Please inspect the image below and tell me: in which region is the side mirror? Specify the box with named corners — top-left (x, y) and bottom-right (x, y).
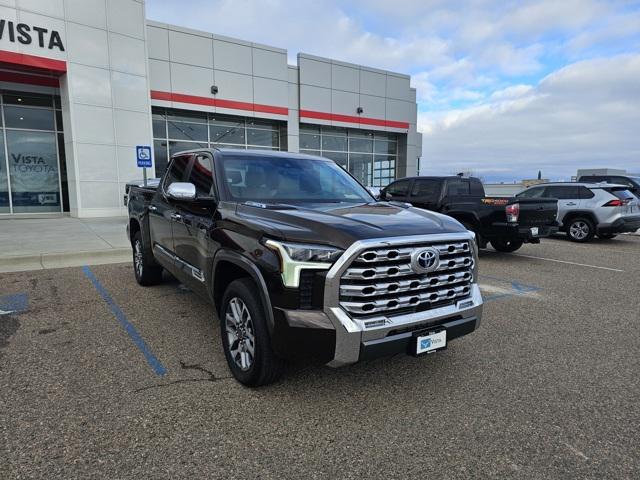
top-left (166, 182), bottom-right (196, 201)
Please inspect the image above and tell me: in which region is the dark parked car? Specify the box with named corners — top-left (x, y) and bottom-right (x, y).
top-left (380, 176), bottom-right (558, 252)
top-left (126, 150), bottom-right (483, 386)
top-left (578, 174), bottom-right (640, 200)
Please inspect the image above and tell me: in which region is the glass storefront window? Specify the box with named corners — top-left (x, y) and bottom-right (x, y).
top-left (0, 134), bottom-right (9, 213)
top-left (167, 121), bottom-right (208, 142)
top-left (299, 123), bottom-right (398, 187)
top-left (246, 128), bottom-right (278, 147)
top-left (7, 130), bottom-right (60, 213)
top-left (4, 106), bottom-right (55, 131)
top-left (322, 135), bottom-right (347, 152)
top-left (210, 125), bottom-right (244, 144)
top-left (0, 90), bottom-right (65, 215)
top-left (152, 107), bottom-right (285, 177)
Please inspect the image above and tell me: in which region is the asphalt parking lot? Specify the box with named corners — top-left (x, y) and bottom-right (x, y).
top-left (1, 235), bottom-right (639, 479)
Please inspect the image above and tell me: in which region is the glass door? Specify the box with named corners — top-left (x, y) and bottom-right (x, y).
top-left (0, 90), bottom-right (65, 214)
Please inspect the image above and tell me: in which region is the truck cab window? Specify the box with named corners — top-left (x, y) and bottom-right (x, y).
top-left (387, 180), bottom-right (410, 197)
top-left (411, 180), bottom-right (439, 200)
top-left (189, 154), bottom-right (215, 197)
top-left (446, 180), bottom-right (470, 196)
top-left (163, 155), bottom-right (191, 191)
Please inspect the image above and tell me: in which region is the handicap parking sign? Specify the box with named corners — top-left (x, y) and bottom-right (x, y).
top-left (136, 145), bottom-right (152, 168)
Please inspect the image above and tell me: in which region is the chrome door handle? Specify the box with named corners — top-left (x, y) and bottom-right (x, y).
top-left (148, 205), bottom-right (158, 212)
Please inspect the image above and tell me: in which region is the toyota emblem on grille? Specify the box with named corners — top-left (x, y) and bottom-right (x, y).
top-left (411, 247), bottom-right (440, 274)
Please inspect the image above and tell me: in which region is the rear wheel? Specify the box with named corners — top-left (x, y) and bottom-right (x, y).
top-left (597, 233), bottom-right (617, 240)
top-left (567, 217), bottom-right (595, 242)
top-left (220, 278), bottom-right (286, 387)
top-left (132, 231), bottom-right (163, 286)
top-left (490, 238), bottom-right (524, 253)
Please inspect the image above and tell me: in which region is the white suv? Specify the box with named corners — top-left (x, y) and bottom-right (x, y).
top-left (516, 183), bottom-right (640, 242)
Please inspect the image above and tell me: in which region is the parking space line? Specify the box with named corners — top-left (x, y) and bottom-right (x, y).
top-left (505, 253), bottom-right (624, 272)
top-left (82, 266), bottom-right (167, 377)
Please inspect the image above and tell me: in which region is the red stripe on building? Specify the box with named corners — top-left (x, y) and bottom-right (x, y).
top-left (299, 109), bottom-right (409, 130)
top-left (0, 71), bottom-right (59, 87)
top-left (0, 50), bottom-right (66, 73)
top-left (150, 90), bottom-right (288, 115)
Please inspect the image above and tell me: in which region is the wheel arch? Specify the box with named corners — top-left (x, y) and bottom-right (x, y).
top-left (211, 250), bottom-right (275, 333)
top-left (561, 210), bottom-right (598, 229)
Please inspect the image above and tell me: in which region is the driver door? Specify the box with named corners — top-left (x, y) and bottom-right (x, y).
top-left (172, 152), bottom-right (218, 296)
top-left (148, 154), bottom-right (192, 272)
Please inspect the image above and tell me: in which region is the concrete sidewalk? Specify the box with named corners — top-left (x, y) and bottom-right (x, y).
top-left (0, 216), bottom-right (131, 273)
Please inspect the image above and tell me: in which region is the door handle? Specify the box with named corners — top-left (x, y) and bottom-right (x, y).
top-left (148, 205), bottom-right (158, 212)
top-left (566, 202), bottom-right (577, 206)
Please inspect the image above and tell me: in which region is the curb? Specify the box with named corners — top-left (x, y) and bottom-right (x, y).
top-left (0, 247), bottom-right (132, 273)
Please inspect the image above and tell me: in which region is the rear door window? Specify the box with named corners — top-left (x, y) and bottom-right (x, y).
top-left (517, 187), bottom-right (545, 198)
top-left (544, 186), bottom-right (580, 199)
top-left (578, 186), bottom-right (595, 199)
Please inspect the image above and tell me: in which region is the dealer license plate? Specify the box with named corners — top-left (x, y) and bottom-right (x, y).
top-left (530, 227), bottom-right (539, 236)
top-left (416, 330), bottom-right (447, 355)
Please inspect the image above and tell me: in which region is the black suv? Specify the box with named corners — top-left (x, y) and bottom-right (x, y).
top-left (126, 149), bottom-right (483, 386)
top-left (578, 174), bottom-right (640, 200)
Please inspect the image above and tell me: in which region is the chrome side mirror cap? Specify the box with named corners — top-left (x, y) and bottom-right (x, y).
top-left (166, 182), bottom-right (196, 201)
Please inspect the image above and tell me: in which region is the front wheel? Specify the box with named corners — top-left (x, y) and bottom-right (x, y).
top-left (567, 217), bottom-right (595, 242)
top-left (220, 278), bottom-right (286, 387)
top-left (490, 238), bottom-right (524, 253)
top-left (132, 231), bottom-right (163, 286)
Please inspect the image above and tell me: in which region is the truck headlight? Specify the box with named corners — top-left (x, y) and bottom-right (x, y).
top-left (265, 240), bottom-right (343, 288)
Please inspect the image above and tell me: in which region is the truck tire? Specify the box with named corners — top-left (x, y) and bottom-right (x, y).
top-left (567, 217), bottom-right (595, 242)
top-left (490, 239), bottom-right (524, 253)
top-left (132, 231), bottom-right (163, 286)
top-left (220, 278), bottom-right (286, 387)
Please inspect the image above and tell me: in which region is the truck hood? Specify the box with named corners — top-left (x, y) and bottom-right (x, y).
top-left (236, 201), bottom-right (467, 249)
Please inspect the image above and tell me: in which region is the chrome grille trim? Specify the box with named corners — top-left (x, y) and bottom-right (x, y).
top-left (341, 284), bottom-right (471, 315)
top-left (339, 239), bottom-right (474, 317)
top-left (339, 270), bottom-right (472, 297)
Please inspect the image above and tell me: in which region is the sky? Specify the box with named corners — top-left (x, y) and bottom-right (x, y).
top-left (146, 0), bottom-right (640, 182)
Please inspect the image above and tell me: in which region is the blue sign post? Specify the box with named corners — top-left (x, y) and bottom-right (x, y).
top-left (136, 145), bottom-right (152, 186)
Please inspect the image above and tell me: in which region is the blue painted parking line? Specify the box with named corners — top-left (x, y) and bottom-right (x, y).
top-left (0, 293), bottom-right (28, 315)
top-left (479, 274), bottom-right (542, 303)
top-left (82, 266), bottom-right (167, 377)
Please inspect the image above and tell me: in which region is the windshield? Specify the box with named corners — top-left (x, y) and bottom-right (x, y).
top-left (221, 155), bottom-right (374, 204)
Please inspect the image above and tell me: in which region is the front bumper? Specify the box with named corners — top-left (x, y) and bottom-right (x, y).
top-left (598, 216), bottom-right (640, 234)
top-left (319, 232), bottom-right (483, 367)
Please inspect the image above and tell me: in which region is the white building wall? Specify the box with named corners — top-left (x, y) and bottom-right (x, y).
top-left (0, 0), bottom-right (422, 217)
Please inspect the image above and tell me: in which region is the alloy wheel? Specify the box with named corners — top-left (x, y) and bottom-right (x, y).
top-left (225, 297), bottom-right (256, 371)
top-left (134, 240), bottom-right (144, 278)
top-left (569, 221), bottom-right (589, 240)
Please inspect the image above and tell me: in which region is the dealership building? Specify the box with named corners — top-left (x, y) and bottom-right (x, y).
top-left (0, 0), bottom-right (422, 217)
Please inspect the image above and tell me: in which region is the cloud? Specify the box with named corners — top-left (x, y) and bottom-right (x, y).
top-left (420, 54), bottom-right (640, 181)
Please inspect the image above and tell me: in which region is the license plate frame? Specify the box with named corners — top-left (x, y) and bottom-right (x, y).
top-left (412, 328), bottom-right (447, 356)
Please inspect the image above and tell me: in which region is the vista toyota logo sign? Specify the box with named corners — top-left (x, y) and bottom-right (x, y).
top-left (0, 19), bottom-right (65, 51)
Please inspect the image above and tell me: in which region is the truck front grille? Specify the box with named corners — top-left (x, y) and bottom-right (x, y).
top-left (339, 241), bottom-right (474, 317)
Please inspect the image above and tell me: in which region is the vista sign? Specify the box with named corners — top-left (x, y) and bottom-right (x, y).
top-left (0, 19), bottom-right (65, 51)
